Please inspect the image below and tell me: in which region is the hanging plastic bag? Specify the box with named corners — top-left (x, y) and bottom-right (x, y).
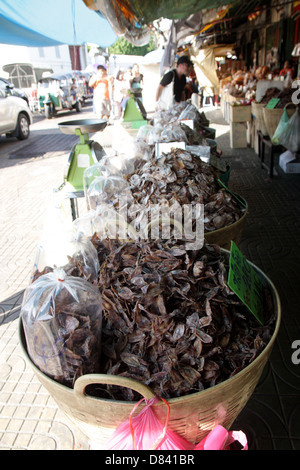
top-left (277, 108), bottom-right (300, 153)
top-left (272, 106), bottom-right (291, 145)
top-left (21, 268), bottom-right (102, 387)
top-left (105, 396), bottom-right (247, 450)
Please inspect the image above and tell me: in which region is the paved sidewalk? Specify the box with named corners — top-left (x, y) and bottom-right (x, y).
top-left (0, 105), bottom-right (111, 449)
top-left (1, 104), bottom-right (299, 450)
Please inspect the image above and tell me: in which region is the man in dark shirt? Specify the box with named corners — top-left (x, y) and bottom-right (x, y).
top-left (156, 55), bottom-right (193, 105)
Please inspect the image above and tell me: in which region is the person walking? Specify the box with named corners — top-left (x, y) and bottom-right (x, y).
top-left (155, 55), bottom-right (193, 108)
top-left (113, 70), bottom-right (130, 120)
top-left (89, 65), bottom-right (112, 119)
top-left (130, 63), bottom-right (143, 102)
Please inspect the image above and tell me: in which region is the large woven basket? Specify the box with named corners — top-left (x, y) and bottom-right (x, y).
top-left (251, 102), bottom-right (268, 136)
top-left (263, 104), bottom-right (296, 139)
top-left (19, 249), bottom-right (280, 449)
top-left (204, 196), bottom-right (248, 249)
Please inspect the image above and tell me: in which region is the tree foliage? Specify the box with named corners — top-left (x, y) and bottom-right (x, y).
top-left (109, 35), bottom-right (156, 56)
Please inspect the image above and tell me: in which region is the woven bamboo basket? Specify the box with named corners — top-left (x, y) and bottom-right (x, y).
top-left (251, 102), bottom-right (268, 136)
top-left (19, 250), bottom-right (280, 449)
top-left (263, 104), bottom-right (296, 139)
top-left (204, 195), bottom-right (248, 250)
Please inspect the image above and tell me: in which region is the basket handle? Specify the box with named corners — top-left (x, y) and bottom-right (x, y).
top-left (284, 102), bottom-right (296, 110)
top-left (74, 373), bottom-right (156, 400)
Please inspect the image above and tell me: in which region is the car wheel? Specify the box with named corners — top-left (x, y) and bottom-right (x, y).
top-left (16, 113), bottom-right (30, 140)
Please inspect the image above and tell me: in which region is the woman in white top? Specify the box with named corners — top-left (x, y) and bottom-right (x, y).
top-left (113, 70), bottom-right (130, 119)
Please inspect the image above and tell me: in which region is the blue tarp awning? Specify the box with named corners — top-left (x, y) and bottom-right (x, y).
top-left (0, 0), bottom-right (118, 47)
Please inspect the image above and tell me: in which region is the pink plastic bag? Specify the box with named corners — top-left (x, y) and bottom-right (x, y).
top-left (106, 397), bottom-right (194, 450)
top-left (105, 396), bottom-right (247, 450)
top-left (194, 425), bottom-right (248, 450)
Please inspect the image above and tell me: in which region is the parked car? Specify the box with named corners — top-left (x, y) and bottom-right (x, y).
top-left (0, 80), bottom-right (32, 140)
top-left (0, 77), bottom-right (29, 105)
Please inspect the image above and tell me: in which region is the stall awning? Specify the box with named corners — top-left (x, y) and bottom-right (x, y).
top-left (0, 0), bottom-right (118, 47)
top-left (83, 0), bottom-right (234, 45)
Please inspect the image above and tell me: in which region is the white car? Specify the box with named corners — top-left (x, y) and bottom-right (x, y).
top-left (0, 81), bottom-right (32, 140)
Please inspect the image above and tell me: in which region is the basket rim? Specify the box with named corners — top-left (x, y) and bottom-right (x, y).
top-left (204, 195), bottom-right (248, 238)
top-left (18, 249), bottom-right (281, 406)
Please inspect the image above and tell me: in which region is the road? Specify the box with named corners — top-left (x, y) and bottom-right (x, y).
top-left (0, 103), bottom-right (113, 302)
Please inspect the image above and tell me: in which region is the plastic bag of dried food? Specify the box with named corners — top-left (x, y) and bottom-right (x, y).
top-left (134, 124), bottom-right (155, 161)
top-left (86, 174), bottom-right (133, 211)
top-left (160, 123), bottom-right (188, 143)
top-left (21, 268), bottom-right (102, 387)
top-left (177, 103), bottom-right (199, 121)
top-left (32, 230), bottom-right (99, 283)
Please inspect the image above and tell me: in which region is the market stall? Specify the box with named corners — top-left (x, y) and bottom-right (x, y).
top-left (219, 64), bottom-right (299, 157)
top-left (19, 97), bottom-right (283, 450)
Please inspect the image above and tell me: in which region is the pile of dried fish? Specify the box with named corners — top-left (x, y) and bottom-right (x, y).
top-left (259, 87), bottom-right (296, 108)
top-left (88, 238), bottom-right (275, 401)
top-left (126, 148), bottom-right (244, 233)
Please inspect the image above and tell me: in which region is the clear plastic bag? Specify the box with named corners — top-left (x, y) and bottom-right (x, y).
top-left (277, 109), bottom-right (300, 153)
top-left (72, 209), bottom-right (99, 238)
top-left (32, 230), bottom-right (99, 283)
top-left (159, 124), bottom-right (188, 143)
top-left (93, 203), bottom-right (138, 242)
top-left (272, 107), bottom-right (291, 145)
top-left (21, 268), bottom-right (102, 387)
top-left (134, 124), bottom-right (155, 161)
top-left (83, 154), bottom-right (135, 195)
top-left (177, 103), bottom-right (199, 121)
top-left (86, 174), bottom-right (133, 211)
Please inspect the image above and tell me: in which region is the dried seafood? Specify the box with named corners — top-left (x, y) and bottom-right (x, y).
top-left (22, 271), bottom-right (102, 388)
top-left (88, 238), bottom-right (276, 401)
top-left (259, 87), bottom-right (296, 108)
top-left (126, 148), bottom-right (244, 233)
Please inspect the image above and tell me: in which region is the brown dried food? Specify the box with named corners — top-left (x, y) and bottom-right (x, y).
top-left (126, 148), bottom-right (245, 233)
top-left (21, 271), bottom-right (102, 388)
top-left (92, 238), bottom-right (276, 400)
